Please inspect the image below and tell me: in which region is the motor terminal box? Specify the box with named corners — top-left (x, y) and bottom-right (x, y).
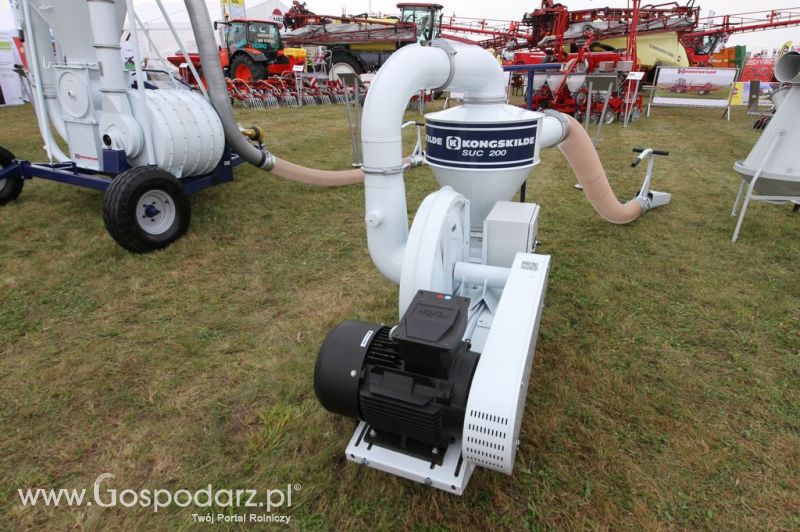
top-left (482, 201), bottom-right (540, 268)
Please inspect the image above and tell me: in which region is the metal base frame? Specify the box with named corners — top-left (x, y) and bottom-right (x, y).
top-left (345, 421), bottom-right (475, 495)
top-left (0, 148), bottom-right (244, 196)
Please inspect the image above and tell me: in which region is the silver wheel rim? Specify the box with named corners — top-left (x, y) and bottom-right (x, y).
top-left (136, 189), bottom-right (176, 235)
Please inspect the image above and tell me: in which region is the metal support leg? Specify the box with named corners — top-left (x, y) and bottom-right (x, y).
top-left (731, 130), bottom-right (784, 242)
top-left (732, 178), bottom-right (757, 243)
top-left (731, 180), bottom-right (746, 216)
top-left (583, 82), bottom-right (593, 130)
top-left (593, 82), bottom-right (614, 146)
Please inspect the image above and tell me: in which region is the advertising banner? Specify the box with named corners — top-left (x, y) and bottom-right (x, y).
top-left (651, 67), bottom-right (738, 108)
top-left (730, 81), bottom-right (773, 106)
top-left (740, 57), bottom-right (776, 82)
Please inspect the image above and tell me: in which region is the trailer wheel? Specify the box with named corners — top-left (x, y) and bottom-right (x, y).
top-left (0, 146), bottom-right (23, 205)
top-left (231, 54), bottom-right (266, 81)
top-left (330, 52), bottom-right (362, 81)
top-left (103, 166), bottom-right (191, 253)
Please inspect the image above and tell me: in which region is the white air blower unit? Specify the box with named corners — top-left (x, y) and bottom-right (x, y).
top-left (312, 40), bottom-right (670, 494)
top-left (315, 113), bottom-right (550, 494)
top-left (312, 42), bottom-right (560, 495)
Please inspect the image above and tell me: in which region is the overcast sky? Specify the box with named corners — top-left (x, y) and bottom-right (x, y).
top-left (304, 0), bottom-right (800, 51)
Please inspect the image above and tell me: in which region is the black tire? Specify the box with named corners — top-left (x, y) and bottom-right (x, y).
top-left (330, 52), bottom-right (363, 78)
top-left (0, 146), bottom-right (23, 205)
top-left (102, 166), bottom-right (190, 253)
top-left (230, 54), bottom-right (267, 81)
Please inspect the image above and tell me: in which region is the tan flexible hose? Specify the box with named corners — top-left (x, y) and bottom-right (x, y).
top-left (271, 158), bottom-right (364, 187)
top-left (557, 115), bottom-right (644, 224)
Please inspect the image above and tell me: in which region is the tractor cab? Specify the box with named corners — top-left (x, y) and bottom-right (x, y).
top-left (397, 3), bottom-right (444, 45)
top-left (217, 19), bottom-right (291, 80)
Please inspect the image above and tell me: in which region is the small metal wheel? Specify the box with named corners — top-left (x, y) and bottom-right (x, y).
top-left (0, 146), bottom-right (24, 205)
top-left (629, 107), bottom-right (641, 122)
top-left (102, 166), bottom-right (190, 253)
top-left (603, 110), bottom-right (617, 125)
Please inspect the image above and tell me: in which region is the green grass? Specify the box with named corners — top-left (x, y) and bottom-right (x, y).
top-left (0, 101), bottom-right (798, 530)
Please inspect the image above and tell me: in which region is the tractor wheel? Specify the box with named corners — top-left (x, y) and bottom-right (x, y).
top-left (230, 54), bottom-right (267, 81)
top-left (102, 166), bottom-right (191, 253)
top-left (603, 110), bottom-right (617, 125)
top-left (0, 146), bottom-right (23, 205)
top-left (330, 52), bottom-right (362, 81)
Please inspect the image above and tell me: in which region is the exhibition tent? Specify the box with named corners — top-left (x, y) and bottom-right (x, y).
top-left (129, 0), bottom-right (287, 60)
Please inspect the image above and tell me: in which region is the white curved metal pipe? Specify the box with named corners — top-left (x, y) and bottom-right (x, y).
top-left (27, 4), bottom-right (68, 143)
top-left (361, 44), bottom-right (452, 283)
top-left (21, 0), bottom-right (69, 163)
top-left (361, 42), bottom-right (567, 284)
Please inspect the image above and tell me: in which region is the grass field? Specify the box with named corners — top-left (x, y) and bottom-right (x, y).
top-left (1, 101), bottom-right (799, 530)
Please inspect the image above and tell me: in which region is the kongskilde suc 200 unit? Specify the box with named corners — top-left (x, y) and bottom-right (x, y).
top-left (313, 40), bottom-right (671, 494)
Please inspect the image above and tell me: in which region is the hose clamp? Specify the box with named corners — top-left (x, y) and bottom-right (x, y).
top-left (431, 39), bottom-right (457, 92)
top-left (361, 164), bottom-right (406, 176)
top-left (259, 151), bottom-right (276, 171)
top-left (542, 109), bottom-right (569, 144)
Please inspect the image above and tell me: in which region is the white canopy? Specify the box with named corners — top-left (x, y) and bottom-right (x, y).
top-left (128, 1), bottom-right (287, 60)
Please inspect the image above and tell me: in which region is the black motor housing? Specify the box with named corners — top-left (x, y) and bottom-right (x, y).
top-left (314, 291), bottom-right (480, 452)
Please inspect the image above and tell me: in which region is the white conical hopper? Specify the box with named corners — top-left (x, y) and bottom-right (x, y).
top-left (547, 74), bottom-right (565, 90)
top-left (566, 74), bottom-right (586, 93)
top-left (425, 103), bottom-right (544, 229)
top-left (531, 74), bottom-right (548, 91)
top-left (734, 51), bottom-right (800, 183)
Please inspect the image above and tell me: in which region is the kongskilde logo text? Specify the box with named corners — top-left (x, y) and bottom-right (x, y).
top-left (444, 135), bottom-right (535, 150)
top-left (18, 473), bottom-right (297, 520)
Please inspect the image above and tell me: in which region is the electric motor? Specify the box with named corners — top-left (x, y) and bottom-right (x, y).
top-left (314, 291), bottom-right (480, 458)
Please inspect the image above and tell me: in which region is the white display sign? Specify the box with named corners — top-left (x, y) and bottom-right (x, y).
top-left (651, 66), bottom-right (737, 108)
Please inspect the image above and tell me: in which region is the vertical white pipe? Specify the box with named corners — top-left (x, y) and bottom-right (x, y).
top-left (124, 0), bottom-right (156, 165)
top-left (21, 0), bottom-right (69, 163)
top-left (28, 4), bottom-right (68, 143)
top-left (360, 44), bottom-right (450, 283)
